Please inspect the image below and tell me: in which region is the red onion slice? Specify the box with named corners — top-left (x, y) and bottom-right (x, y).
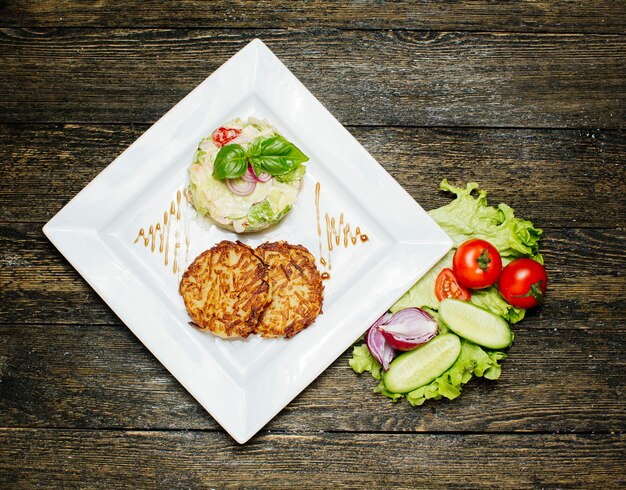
top-left (225, 177), bottom-right (256, 196)
top-left (242, 165), bottom-right (257, 183)
top-left (255, 171), bottom-right (272, 182)
top-left (242, 164), bottom-right (272, 183)
top-left (372, 311), bottom-right (393, 329)
top-left (379, 307), bottom-right (438, 351)
top-left (366, 312), bottom-right (396, 370)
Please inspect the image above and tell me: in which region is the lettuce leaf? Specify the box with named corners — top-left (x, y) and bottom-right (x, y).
top-left (275, 163), bottom-right (307, 183)
top-left (470, 287), bottom-right (525, 323)
top-left (349, 344), bottom-right (383, 380)
top-left (429, 179), bottom-right (543, 263)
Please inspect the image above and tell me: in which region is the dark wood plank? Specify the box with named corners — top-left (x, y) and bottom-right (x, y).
top-left (2, 1), bottom-right (625, 33)
top-left (1, 124), bottom-right (624, 227)
top-left (1, 321), bottom-right (624, 433)
top-left (1, 220), bottom-right (624, 325)
top-left (0, 429), bottom-right (623, 488)
top-left (1, 29), bottom-right (624, 127)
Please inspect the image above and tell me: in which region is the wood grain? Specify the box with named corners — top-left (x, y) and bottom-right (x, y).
top-left (1, 429), bottom-right (624, 488)
top-left (1, 124), bottom-right (624, 227)
top-left (0, 324), bottom-right (624, 433)
top-left (2, 1), bottom-right (625, 33)
top-left (1, 29), bottom-right (624, 127)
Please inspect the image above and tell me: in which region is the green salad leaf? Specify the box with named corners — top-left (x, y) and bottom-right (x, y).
top-left (276, 163), bottom-right (307, 183)
top-left (350, 179), bottom-right (542, 406)
top-left (247, 199), bottom-right (293, 231)
top-left (429, 179), bottom-right (543, 262)
top-left (349, 344), bottom-right (383, 380)
top-left (469, 286), bottom-right (525, 323)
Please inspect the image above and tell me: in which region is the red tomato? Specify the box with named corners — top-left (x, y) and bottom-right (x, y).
top-left (212, 127), bottom-right (241, 147)
top-left (499, 258), bottom-right (548, 309)
top-left (453, 239), bottom-right (502, 289)
top-left (435, 268), bottom-right (471, 301)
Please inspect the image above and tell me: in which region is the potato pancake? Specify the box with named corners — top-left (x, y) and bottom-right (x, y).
top-left (255, 241), bottom-right (324, 338)
top-left (179, 240), bottom-right (270, 338)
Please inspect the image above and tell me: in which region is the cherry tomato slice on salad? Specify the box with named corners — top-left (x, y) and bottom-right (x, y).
top-left (212, 127), bottom-right (241, 147)
top-left (452, 238), bottom-right (502, 289)
top-left (435, 268), bottom-right (471, 301)
top-left (498, 258), bottom-right (548, 309)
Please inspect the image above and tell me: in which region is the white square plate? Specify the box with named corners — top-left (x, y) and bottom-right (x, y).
top-left (43, 39), bottom-right (452, 443)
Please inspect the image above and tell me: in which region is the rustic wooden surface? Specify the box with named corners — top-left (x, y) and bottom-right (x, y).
top-left (1, 2), bottom-right (625, 488)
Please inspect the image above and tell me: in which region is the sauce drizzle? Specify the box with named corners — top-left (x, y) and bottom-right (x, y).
top-left (133, 189), bottom-right (189, 274)
top-left (314, 182), bottom-right (369, 273)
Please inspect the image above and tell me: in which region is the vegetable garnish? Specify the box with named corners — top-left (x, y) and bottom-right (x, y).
top-left (384, 334), bottom-right (461, 394)
top-left (225, 177), bottom-right (256, 196)
top-left (350, 180), bottom-right (544, 406)
top-left (364, 308), bottom-right (438, 370)
top-left (213, 135), bottom-right (309, 181)
top-left (379, 307), bottom-right (438, 351)
top-left (212, 127), bottom-right (241, 147)
top-left (452, 238), bottom-right (502, 289)
top-left (366, 321), bottom-right (395, 371)
top-left (439, 299), bottom-right (512, 350)
top-left (498, 258), bottom-right (548, 309)
top-left (435, 268), bottom-right (471, 301)
top-left (242, 163), bottom-right (272, 183)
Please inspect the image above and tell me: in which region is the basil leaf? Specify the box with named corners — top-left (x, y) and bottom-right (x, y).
top-left (248, 135), bottom-right (309, 176)
top-left (212, 144), bottom-right (247, 180)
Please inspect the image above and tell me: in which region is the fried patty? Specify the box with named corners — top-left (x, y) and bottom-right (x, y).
top-left (179, 240), bottom-right (270, 338)
top-left (254, 241), bottom-right (324, 338)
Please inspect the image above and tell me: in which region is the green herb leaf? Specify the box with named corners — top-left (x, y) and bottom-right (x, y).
top-left (212, 144), bottom-right (247, 180)
top-left (248, 135), bottom-right (309, 176)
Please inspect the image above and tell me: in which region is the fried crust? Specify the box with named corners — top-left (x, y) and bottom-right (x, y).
top-left (179, 240), bottom-right (270, 338)
top-left (254, 241), bottom-right (324, 338)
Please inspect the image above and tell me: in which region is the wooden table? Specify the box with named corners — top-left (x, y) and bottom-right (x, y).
top-left (1, 2), bottom-right (624, 487)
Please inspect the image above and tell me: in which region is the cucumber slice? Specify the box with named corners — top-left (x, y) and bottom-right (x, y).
top-left (383, 334), bottom-right (461, 394)
top-left (439, 299), bottom-right (512, 349)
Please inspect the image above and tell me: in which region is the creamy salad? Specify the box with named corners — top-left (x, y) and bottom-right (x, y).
top-left (187, 118), bottom-right (307, 233)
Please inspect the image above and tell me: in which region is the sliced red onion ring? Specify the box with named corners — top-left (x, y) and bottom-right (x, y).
top-left (242, 164), bottom-right (271, 183)
top-left (379, 307), bottom-right (438, 351)
top-left (366, 324), bottom-right (395, 371)
top-left (255, 171), bottom-right (272, 182)
top-left (225, 177), bottom-right (256, 196)
top-left (241, 165), bottom-right (257, 182)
